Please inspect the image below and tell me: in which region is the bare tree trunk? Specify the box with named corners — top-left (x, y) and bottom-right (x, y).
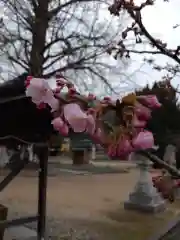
top-left (28, 1), bottom-right (91, 166)
top-left (29, 0), bottom-right (49, 76)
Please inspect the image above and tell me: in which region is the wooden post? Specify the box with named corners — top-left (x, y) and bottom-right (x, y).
top-left (37, 144), bottom-right (48, 240)
top-left (0, 204), bottom-right (8, 240)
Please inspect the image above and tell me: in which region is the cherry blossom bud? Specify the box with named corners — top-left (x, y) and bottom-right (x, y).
top-left (66, 82), bottom-right (74, 89)
top-left (37, 102), bottom-right (46, 109)
top-left (56, 80), bottom-right (65, 87)
top-left (88, 93), bottom-right (96, 100)
top-left (103, 96), bottom-right (111, 101)
top-left (53, 87), bottom-right (61, 94)
top-left (25, 76), bottom-right (33, 87)
top-left (68, 87), bottom-right (76, 95)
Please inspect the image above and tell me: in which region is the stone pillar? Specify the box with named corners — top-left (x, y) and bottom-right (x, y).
top-left (0, 147), bottom-right (9, 167)
top-left (92, 145), bottom-right (96, 161)
top-left (124, 153), bottom-right (166, 213)
top-left (163, 145), bottom-right (180, 200)
top-left (163, 144), bottom-right (176, 167)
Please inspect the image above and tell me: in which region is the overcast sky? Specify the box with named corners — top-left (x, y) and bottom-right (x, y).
top-left (127, 0), bottom-right (180, 90)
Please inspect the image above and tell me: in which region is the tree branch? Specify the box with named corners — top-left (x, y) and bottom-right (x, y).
top-left (128, 8), bottom-right (180, 64)
top-left (109, 0), bottom-right (180, 65)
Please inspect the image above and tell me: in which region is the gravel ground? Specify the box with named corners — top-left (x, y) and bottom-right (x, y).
top-left (6, 213), bottom-right (100, 239)
top-left (1, 171), bottom-right (138, 239)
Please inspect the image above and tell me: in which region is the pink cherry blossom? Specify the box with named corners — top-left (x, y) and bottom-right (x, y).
top-left (63, 103), bottom-right (88, 132)
top-left (132, 131), bottom-right (154, 150)
top-left (26, 76), bottom-right (160, 158)
top-left (132, 114), bottom-right (146, 128)
top-left (116, 138), bottom-right (133, 158)
top-left (134, 102), bottom-right (151, 121)
top-left (51, 117), bottom-right (69, 136)
top-left (137, 95), bottom-right (161, 109)
top-left (26, 78), bottom-right (59, 112)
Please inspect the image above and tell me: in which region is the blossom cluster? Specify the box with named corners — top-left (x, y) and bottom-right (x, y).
top-left (25, 75), bottom-right (161, 159)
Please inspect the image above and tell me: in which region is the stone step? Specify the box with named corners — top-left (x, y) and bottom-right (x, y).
top-left (4, 226), bottom-right (37, 240)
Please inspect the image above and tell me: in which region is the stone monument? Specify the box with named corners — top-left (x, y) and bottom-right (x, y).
top-left (0, 147), bottom-right (9, 167)
top-left (163, 144), bottom-right (176, 167)
top-left (124, 153), bottom-right (166, 213)
top-left (164, 144), bottom-right (180, 200)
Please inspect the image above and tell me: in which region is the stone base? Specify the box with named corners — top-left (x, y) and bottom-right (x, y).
top-left (124, 154), bottom-right (167, 213)
top-left (124, 182), bottom-right (166, 213)
top-left (124, 200), bottom-right (166, 213)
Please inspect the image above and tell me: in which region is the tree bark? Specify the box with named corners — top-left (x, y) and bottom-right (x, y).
top-left (29, 0), bottom-right (50, 76)
top-left (28, 1), bottom-right (91, 166)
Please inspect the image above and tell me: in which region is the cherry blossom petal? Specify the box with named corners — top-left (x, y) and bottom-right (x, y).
top-left (137, 95), bottom-right (161, 109)
top-left (132, 114), bottom-right (146, 128)
top-left (116, 138), bottom-right (133, 158)
top-left (134, 102), bottom-right (151, 121)
top-left (51, 117), bottom-right (69, 136)
top-left (132, 131), bottom-right (154, 150)
top-left (63, 103), bottom-right (87, 132)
